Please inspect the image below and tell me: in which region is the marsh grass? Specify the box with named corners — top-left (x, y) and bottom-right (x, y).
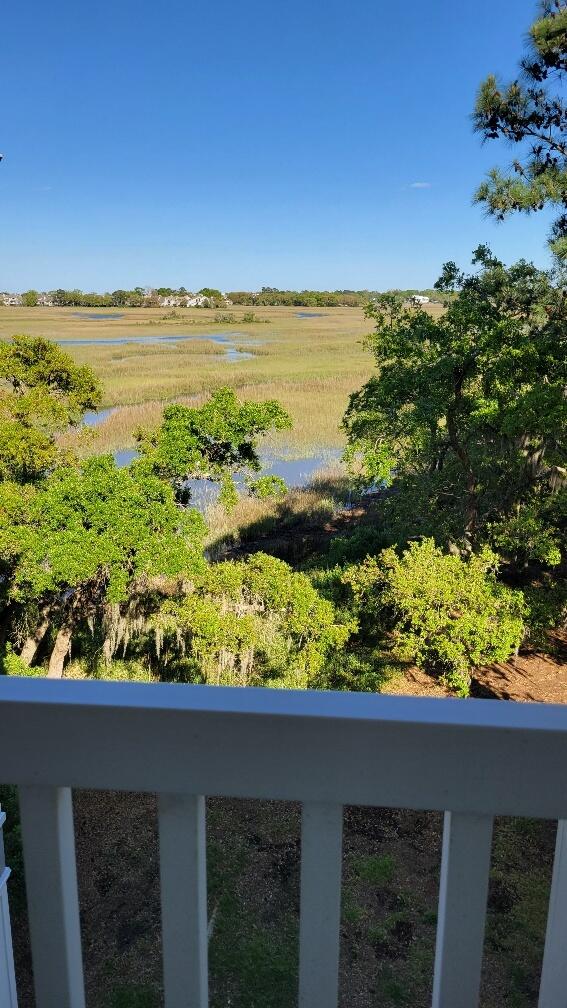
top-left (204, 463), bottom-right (350, 559)
top-left (0, 305), bottom-right (372, 455)
top-left (75, 378), bottom-right (358, 458)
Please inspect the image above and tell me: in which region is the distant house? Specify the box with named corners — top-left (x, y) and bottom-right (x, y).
top-left (37, 293), bottom-right (54, 307)
top-left (155, 294), bottom-right (211, 308)
top-left (1, 293), bottom-right (22, 306)
top-left (411, 295), bottom-right (430, 305)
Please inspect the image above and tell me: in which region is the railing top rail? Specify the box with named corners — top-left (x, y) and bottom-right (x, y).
top-left (2, 678), bottom-right (567, 817)
top-left (2, 676), bottom-right (567, 732)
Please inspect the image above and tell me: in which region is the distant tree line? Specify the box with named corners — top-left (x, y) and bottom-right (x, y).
top-left (14, 286), bottom-right (446, 309)
top-left (227, 288), bottom-right (448, 307)
top-left (50, 288), bottom-right (149, 307)
top-left (46, 288), bottom-right (186, 307)
top-left (227, 288), bottom-right (376, 307)
top-left (16, 288), bottom-right (224, 308)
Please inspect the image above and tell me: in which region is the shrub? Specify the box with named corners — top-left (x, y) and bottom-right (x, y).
top-left (313, 648), bottom-right (399, 693)
top-left (110, 987), bottom-right (159, 1008)
top-left (241, 311), bottom-right (268, 323)
top-left (343, 539), bottom-right (526, 696)
top-left (245, 475), bottom-right (288, 500)
top-left (353, 854), bottom-right (397, 885)
top-left (522, 582), bottom-right (567, 647)
top-left (1, 644), bottom-right (42, 677)
top-left (489, 509), bottom-right (562, 567)
top-left (65, 658), bottom-right (154, 682)
top-left (319, 525), bottom-right (388, 567)
top-left (0, 784), bottom-right (25, 913)
top-left (218, 473), bottom-right (240, 513)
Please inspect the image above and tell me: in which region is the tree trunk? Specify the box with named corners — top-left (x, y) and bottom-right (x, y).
top-left (47, 625), bottom-right (73, 678)
top-left (19, 616), bottom-right (50, 667)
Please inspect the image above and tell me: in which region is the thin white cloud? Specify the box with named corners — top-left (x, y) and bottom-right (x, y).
top-left (409, 181), bottom-right (431, 189)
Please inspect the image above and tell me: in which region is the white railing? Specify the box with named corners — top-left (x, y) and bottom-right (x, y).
top-left (2, 678), bottom-right (567, 1007)
top-left (0, 810), bottom-right (17, 1008)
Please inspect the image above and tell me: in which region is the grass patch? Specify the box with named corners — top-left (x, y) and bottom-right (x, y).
top-left (353, 854), bottom-right (397, 886)
top-left (483, 817), bottom-right (554, 1007)
top-left (206, 807), bottom-right (298, 1008)
top-left (109, 985), bottom-right (159, 1008)
top-left (210, 906), bottom-right (297, 1008)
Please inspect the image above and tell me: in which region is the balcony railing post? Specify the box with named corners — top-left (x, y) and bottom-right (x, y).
top-left (18, 787), bottom-right (85, 1008)
top-left (0, 808), bottom-right (18, 1008)
top-left (432, 811), bottom-right (493, 1008)
top-left (158, 794), bottom-right (208, 1008)
top-left (298, 802), bottom-right (343, 1008)
top-left (538, 819), bottom-right (567, 1007)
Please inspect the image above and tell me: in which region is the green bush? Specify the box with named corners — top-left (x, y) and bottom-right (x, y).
top-left (489, 509), bottom-right (562, 567)
top-left (318, 525), bottom-right (388, 567)
top-left (344, 539), bottom-right (526, 696)
top-left (314, 648), bottom-right (400, 693)
top-left (1, 644), bottom-right (42, 677)
top-left (245, 474), bottom-right (288, 500)
top-left (241, 311), bottom-right (264, 323)
top-left (0, 785), bottom-right (25, 914)
top-left (218, 472), bottom-right (240, 513)
top-left (522, 582), bottom-right (567, 647)
top-left (66, 658), bottom-right (154, 682)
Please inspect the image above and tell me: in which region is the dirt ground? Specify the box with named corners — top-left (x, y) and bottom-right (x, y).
top-left (383, 635), bottom-right (567, 704)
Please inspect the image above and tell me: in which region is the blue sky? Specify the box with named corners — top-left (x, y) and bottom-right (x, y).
top-left (1, 0), bottom-right (553, 291)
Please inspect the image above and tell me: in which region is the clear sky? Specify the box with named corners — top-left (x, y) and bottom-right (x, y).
top-left (1, 0), bottom-right (553, 292)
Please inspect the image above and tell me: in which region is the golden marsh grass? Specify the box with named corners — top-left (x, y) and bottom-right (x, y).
top-left (0, 303), bottom-right (440, 454)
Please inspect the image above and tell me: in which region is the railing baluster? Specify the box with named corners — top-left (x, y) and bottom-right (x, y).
top-left (538, 819), bottom-right (567, 1007)
top-left (18, 786), bottom-right (85, 1008)
top-left (432, 811), bottom-right (493, 1008)
top-left (298, 802), bottom-right (343, 1008)
top-left (158, 794), bottom-right (208, 1008)
top-left (0, 809), bottom-right (18, 1008)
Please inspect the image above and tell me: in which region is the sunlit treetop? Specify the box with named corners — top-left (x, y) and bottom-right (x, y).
top-left (473, 1), bottom-right (567, 257)
top-left (0, 335), bottom-right (102, 483)
top-left (343, 247), bottom-right (567, 549)
top-left (2, 455), bottom-right (207, 606)
top-left (136, 386), bottom-right (292, 495)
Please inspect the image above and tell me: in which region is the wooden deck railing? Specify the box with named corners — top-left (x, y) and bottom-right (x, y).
top-left (1, 678), bottom-right (567, 1007)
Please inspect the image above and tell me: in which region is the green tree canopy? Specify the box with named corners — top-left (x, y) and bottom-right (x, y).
top-left (21, 290), bottom-right (38, 307)
top-left (1, 456), bottom-right (206, 676)
top-left (473, 1), bottom-right (567, 256)
top-left (343, 247), bottom-right (567, 552)
top-left (0, 335), bottom-right (102, 482)
top-left (136, 387), bottom-right (291, 499)
top-left (197, 288), bottom-right (223, 302)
